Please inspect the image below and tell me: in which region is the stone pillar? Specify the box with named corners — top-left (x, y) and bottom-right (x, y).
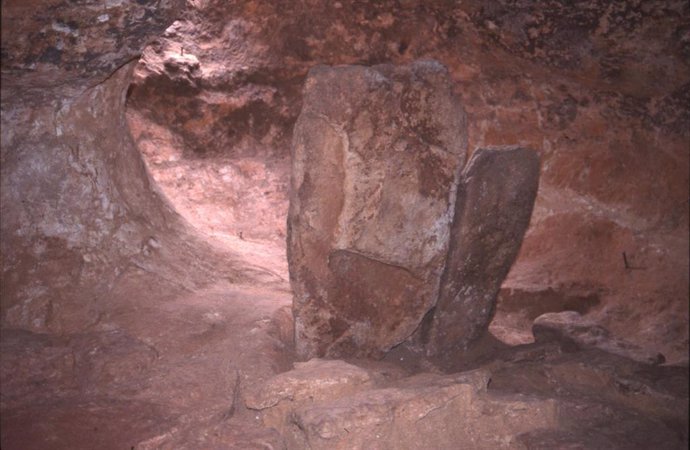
top-left (288, 61), bottom-right (467, 359)
top-left (422, 146), bottom-right (540, 356)
top-left (288, 61), bottom-right (540, 360)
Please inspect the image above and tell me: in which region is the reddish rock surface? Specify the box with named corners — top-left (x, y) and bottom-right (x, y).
top-left (1, 0), bottom-right (293, 448)
top-left (288, 71), bottom-right (540, 358)
top-left (1, 0), bottom-right (189, 334)
top-left (125, 0), bottom-right (688, 363)
top-left (1, 0), bottom-right (688, 448)
top-left (288, 61), bottom-right (467, 359)
top-left (247, 351), bottom-right (687, 450)
top-left (533, 310), bottom-right (666, 365)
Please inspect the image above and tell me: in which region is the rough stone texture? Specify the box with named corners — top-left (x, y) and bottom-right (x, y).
top-left (126, 14), bottom-right (298, 160)
top-left (488, 346), bottom-right (689, 450)
top-left (1, 0), bottom-right (688, 448)
top-left (288, 61), bottom-right (467, 359)
top-left (286, 375), bottom-right (557, 450)
top-left (422, 146), bottom-right (540, 356)
top-left (246, 354), bottom-right (687, 450)
top-left (3, 64), bottom-right (157, 333)
top-left (489, 284), bottom-right (603, 346)
top-left (0, 0), bottom-right (193, 334)
top-left (245, 358), bottom-right (374, 435)
top-left (0, 0), bottom-right (270, 335)
top-left (125, 15), bottom-right (293, 242)
top-left (1, 0), bottom-right (185, 99)
top-left (533, 310), bottom-right (666, 365)
top-left (127, 105), bottom-right (291, 242)
top-left (247, 360), bottom-right (564, 450)
top-left (0, 280), bottom-right (295, 449)
top-left (0, 1), bottom-right (294, 448)
top-left (125, 0), bottom-right (688, 362)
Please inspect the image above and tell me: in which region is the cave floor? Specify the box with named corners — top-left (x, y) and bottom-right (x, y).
top-left (1, 234), bottom-right (688, 449)
top-left (1, 235), bottom-right (295, 449)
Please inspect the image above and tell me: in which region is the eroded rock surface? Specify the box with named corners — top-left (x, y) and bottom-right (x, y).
top-left (2, 0), bottom-right (688, 448)
top-left (0, 1), bottom-right (293, 448)
top-left (0, 0), bottom-right (191, 334)
top-left (246, 360), bottom-right (559, 450)
top-left (533, 310), bottom-right (666, 365)
top-left (125, 0), bottom-right (689, 362)
top-left (245, 358), bottom-right (375, 435)
top-left (286, 375), bottom-right (557, 450)
top-left (247, 353), bottom-right (688, 449)
top-left (288, 61), bottom-right (467, 359)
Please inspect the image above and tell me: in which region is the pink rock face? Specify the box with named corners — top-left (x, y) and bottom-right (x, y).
top-left (288, 61), bottom-right (468, 359)
top-left (532, 310), bottom-right (666, 365)
top-left (117, 0), bottom-right (687, 361)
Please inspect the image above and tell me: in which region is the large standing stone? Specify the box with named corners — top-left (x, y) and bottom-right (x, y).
top-left (422, 146), bottom-right (540, 356)
top-left (288, 61), bottom-right (467, 359)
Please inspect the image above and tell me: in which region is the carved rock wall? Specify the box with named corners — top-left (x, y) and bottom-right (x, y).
top-left (2, 0), bottom-right (688, 362)
top-left (0, 0), bottom-right (240, 333)
top-left (127, 0), bottom-right (688, 361)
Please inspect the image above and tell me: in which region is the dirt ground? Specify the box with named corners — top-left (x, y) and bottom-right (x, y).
top-left (0, 227), bottom-right (295, 448)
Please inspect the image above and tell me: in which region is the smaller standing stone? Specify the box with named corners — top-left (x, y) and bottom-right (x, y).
top-left (422, 146), bottom-right (540, 356)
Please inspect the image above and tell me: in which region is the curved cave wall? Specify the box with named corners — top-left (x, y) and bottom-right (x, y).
top-left (124, 0), bottom-right (689, 361)
top-left (0, 0), bottom-right (251, 334)
top-left (1, 0), bottom-right (689, 360)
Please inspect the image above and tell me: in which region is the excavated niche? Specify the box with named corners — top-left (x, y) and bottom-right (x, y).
top-left (123, 23), bottom-right (292, 244)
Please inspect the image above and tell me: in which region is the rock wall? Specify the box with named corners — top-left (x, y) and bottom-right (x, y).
top-left (0, 0), bottom-right (238, 333)
top-left (126, 0), bottom-right (688, 362)
top-left (2, 0), bottom-right (688, 361)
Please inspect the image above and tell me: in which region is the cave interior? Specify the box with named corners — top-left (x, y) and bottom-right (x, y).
top-left (1, 0), bottom-right (689, 449)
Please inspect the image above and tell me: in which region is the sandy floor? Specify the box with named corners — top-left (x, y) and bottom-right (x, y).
top-left (1, 228), bottom-right (295, 448)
